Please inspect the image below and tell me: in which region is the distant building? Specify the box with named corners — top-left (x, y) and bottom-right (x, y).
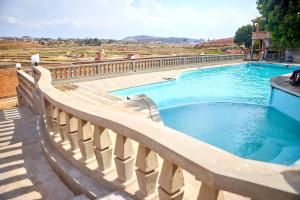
top-left (21, 36), bottom-right (33, 42)
top-left (126, 53), bottom-right (140, 60)
top-left (95, 50), bottom-right (106, 61)
top-left (250, 18), bottom-right (270, 60)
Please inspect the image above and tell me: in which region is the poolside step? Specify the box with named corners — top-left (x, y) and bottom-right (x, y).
top-left (271, 146), bottom-right (300, 165)
top-left (245, 139), bottom-right (282, 162)
top-left (64, 90), bottom-right (105, 106)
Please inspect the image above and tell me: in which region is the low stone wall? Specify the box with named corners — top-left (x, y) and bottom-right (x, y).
top-left (49, 54), bottom-right (244, 83)
top-left (286, 48), bottom-right (300, 63)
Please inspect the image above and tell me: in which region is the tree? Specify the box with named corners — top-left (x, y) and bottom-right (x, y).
top-left (256, 0), bottom-right (300, 48)
top-left (234, 24), bottom-right (253, 48)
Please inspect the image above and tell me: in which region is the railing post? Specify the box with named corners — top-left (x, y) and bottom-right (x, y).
top-left (57, 109), bottom-right (69, 146)
top-left (93, 125), bottom-right (113, 174)
top-left (52, 107), bottom-right (60, 139)
top-left (197, 183), bottom-right (224, 200)
top-left (114, 134), bottom-right (135, 187)
top-left (96, 64), bottom-right (100, 75)
top-left (158, 160), bottom-right (184, 200)
top-left (43, 99), bottom-right (54, 133)
top-left (66, 113), bottom-right (80, 154)
top-left (132, 61), bottom-right (135, 72)
top-left (135, 144), bottom-right (159, 199)
top-left (78, 119), bottom-right (95, 164)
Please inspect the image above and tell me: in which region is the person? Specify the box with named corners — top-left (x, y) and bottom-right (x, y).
top-left (287, 69), bottom-right (300, 85)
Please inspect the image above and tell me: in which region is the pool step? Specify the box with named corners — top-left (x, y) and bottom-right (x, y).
top-left (270, 146), bottom-right (300, 165)
top-left (245, 139), bottom-right (282, 162)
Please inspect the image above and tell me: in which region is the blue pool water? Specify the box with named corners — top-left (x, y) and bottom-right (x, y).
top-left (111, 63), bottom-right (300, 165)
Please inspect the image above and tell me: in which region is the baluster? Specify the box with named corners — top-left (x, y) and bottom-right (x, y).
top-left (52, 107), bottom-right (60, 139)
top-left (61, 68), bottom-right (64, 78)
top-left (73, 67), bottom-right (77, 77)
top-left (100, 65), bottom-right (104, 75)
top-left (197, 183), bottom-right (223, 200)
top-left (114, 134), bottom-right (135, 187)
top-left (84, 67), bottom-right (88, 76)
top-left (43, 99), bottom-right (54, 133)
top-left (81, 67), bottom-right (84, 76)
top-left (66, 113), bottom-right (80, 154)
top-left (56, 70), bottom-right (59, 79)
top-left (87, 66), bottom-right (90, 75)
top-left (158, 160), bottom-right (184, 200)
top-left (78, 67), bottom-right (81, 76)
top-left (93, 125), bottom-right (113, 174)
top-left (135, 144), bottom-right (159, 199)
top-left (57, 109), bottom-right (69, 146)
top-left (78, 119), bottom-right (95, 163)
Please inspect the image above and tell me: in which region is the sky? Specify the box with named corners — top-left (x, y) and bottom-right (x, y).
top-left (0, 0), bottom-right (259, 40)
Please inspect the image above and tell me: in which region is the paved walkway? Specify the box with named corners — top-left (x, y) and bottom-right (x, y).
top-left (0, 107), bottom-right (74, 200)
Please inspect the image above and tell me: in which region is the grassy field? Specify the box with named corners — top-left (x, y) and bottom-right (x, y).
top-left (0, 40), bottom-right (236, 68)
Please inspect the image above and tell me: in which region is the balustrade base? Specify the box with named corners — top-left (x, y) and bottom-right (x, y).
top-left (135, 169), bottom-right (159, 199)
top-left (78, 139), bottom-right (96, 164)
top-left (135, 191), bottom-right (158, 200)
top-left (71, 148), bottom-right (81, 155)
top-left (158, 187), bottom-right (184, 200)
top-left (53, 133), bottom-right (61, 141)
top-left (114, 176), bottom-right (136, 190)
top-left (94, 147), bottom-right (114, 175)
top-left (68, 132), bottom-right (80, 155)
top-left (82, 157), bottom-right (96, 165)
top-left (114, 156), bottom-right (135, 188)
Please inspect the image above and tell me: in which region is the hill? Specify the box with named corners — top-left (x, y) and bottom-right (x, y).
top-left (122, 35), bottom-right (204, 44)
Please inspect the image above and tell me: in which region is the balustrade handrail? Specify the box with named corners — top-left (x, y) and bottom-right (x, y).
top-left (28, 65), bottom-right (300, 200)
top-left (49, 54), bottom-right (243, 70)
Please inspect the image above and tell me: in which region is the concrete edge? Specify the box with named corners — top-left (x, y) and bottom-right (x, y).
top-left (270, 76), bottom-right (300, 98)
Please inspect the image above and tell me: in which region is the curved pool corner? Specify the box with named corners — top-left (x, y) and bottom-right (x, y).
top-left (269, 76), bottom-right (300, 122)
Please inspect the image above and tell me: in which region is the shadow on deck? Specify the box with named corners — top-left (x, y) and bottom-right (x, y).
top-left (0, 107), bottom-right (74, 200)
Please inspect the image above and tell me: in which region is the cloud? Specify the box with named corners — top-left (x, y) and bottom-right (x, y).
top-left (0, 16), bottom-right (20, 25)
top-left (0, 0), bottom-right (259, 39)
top-left (0, 16), bottom-right (84, 28)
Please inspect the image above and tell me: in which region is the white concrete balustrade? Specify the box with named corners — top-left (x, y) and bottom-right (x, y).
top-left (15, 64), bottom-right (300, 200)
top-left (49, 54), bottom-right (243, 82)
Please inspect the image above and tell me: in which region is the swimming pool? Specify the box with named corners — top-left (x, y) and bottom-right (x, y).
top-left (111, 63), bottom-right (300, 165)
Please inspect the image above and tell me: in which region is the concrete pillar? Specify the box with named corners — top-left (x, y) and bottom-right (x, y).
top-left (66, 114), bottom-right (80, 154)
top-left (43, 99), bottom-right (54, 133)
top-left (250, 39), bottom-right (255, 61)
top-left (78, 119), bottom-right (95, 164)
top-left (52, 107), bottom-right (60, 139)
top-left (158, 160), bottom-right (184, 200)
top-left (135, 144), bottom-right (159, 199)
top-left (93, 125), bottom-right (113, 174)
top-left (57, 109), bottom-right (69, 146)
top-left (197, 183), bottom-right (223, 200)
top-left (114, 134), bottom-right (135, 187)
